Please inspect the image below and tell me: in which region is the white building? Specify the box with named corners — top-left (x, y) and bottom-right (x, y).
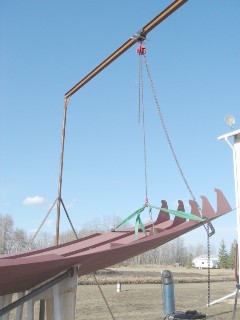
top-left (192, 254), bottom-right (219, 269)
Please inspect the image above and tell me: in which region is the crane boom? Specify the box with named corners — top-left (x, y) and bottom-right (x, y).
top-left (65, 0), bottom-right (188, 99)
top-left (56, 0), bottom-right (188, 245)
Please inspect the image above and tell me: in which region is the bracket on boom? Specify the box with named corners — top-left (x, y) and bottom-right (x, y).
top-left (131, 29), bottom-right (146, 42)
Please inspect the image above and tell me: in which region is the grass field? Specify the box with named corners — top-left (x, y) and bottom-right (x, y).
top-left (76, 282), bottom-right (238, 319)
top-left (7, 265), bottom-right (240, 319)
top-left (76, 265), bottom-right (239, 320)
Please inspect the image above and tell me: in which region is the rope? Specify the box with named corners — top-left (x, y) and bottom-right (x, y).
top-left (28, 197), bottom-right (58, 249)
top-left (93, 274), bottom-right (116, 320)
top-left (68, 216), bottom-right (116, 320)
top-left (138, 54), bottom-right (142, 124)
top-left (148, 207), bottom-right (156, 236)
top-left (138, 54), bottom-right (148, 201)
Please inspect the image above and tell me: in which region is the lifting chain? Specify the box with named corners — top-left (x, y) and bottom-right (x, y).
top-left (140, 46), bottom-right (213, 305)
top-left (143, 51), bottom-right (215, 234)
top-left (138, 41), bottom-right (148, 203)
top-left (207, 224), bottom-right (211, 306)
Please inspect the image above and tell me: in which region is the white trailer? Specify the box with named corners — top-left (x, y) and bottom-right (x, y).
top-left (192, 255), bottom-right (219, 269)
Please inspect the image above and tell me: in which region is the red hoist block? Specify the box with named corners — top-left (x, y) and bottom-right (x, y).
top-left (137, 43), bottom-right (146, 55)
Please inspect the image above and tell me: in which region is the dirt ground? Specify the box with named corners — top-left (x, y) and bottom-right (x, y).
top-left (76, 266), bottom-right (239, 320)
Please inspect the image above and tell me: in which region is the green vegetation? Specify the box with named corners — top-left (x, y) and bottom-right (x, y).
top-left (218, 238), bottom-right (237, 269)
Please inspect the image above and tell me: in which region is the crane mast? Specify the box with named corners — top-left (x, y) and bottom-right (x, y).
top-left (56, 0), bottom-right (188, 245)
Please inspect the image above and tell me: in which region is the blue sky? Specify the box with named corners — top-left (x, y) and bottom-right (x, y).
top-left (1, 0), bottom-right (240, 251)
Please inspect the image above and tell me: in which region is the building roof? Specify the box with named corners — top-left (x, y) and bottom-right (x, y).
top-left (193, 254), bottom-right (219, 260)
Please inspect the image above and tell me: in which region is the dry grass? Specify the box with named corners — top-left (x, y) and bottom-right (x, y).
top-left (79, 265), bottom-right (235, 285)
top-left (7, 266), bottom-right (240, 319)
top-left (76, 282), bottom-right (239, 319)
top-left (76, 266), bottom-right (239, 319)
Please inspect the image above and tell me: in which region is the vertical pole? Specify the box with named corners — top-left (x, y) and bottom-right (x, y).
top-left (0, 296), bottom-right (4, 311)
top-left (1, 295), bottom-right (12, 320)
top-left (218, 130), bottom-right (240, 285)
top-left (27, 296), bottom-right (34, 320)
top-left (39, 299), bottom-right (45, 320)
top-left (57, 268), bottom-right (77, 320)
top-left (161, 270), bottom-right (175, 316)
top-left (16, 292), bottom-right (24, 320)
top-left (56, 98), bottom-right (69, 245)
top-left (233, 132), bottom-right (240, 282)
top-left (53, 285), bottom-right (61, 320)
top-left (45, 298), bottom-right (54, 320)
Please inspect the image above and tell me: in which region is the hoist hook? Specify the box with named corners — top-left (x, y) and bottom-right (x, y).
top-left (144, 197), bottom-right (149, 207)
top-left (137, 41), bottom-right (146, 55)
top-left (207, 220), bottom-right (215, 237)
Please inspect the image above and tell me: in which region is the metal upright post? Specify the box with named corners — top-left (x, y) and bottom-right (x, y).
top-left (232, 131), bottom-right (240, 282)
top-left (218, 129), bottom-right (240, 281)
top-left (56, 98), bottom-right (69, 245)
top-left (210, 128), bottom-right (240, 311)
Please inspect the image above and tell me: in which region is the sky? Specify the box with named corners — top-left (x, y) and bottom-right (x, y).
top-left (1, 0), bottom-right (240, 252)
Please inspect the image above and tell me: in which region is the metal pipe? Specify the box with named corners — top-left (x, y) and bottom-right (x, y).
top-left (218, 129), bottom-right (240, 292)
top-left (60, 198), bottom-right (79, 240)
top-left (56, 98), bottom-right (69, 245)
top-left (208, 291), bottom-right (236, 306)
top-left (233, 132), bottom-right (240, 286)
top-left (217, 129), bottom-right (240, 307)
top-left (65, 0), bottom-right (188, 99)
top-left (0, 269), bottom-right (74, 317)
top-left (161, 270), bottom-right (175, 315)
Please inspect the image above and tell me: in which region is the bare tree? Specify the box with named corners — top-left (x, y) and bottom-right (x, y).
top-left (11, 228), bottom-right (28, 252)
top-left (32, 231), bottom-right (54, 249)
top-left (59, 230), bottom-right (76, 244)
top-left (0, 214), bottom-right (14, 254)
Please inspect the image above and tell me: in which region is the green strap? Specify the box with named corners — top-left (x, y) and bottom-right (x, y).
top-left (135, 214), bottom-right (147, 240)
top-left (115, 203), bottom-right (205, 241)
top-left (149, 205), bottom-right (205, 222)
top-left (115, 207), bottom-right (147, 240)
top-left (115, 207), bottom-right (145, 229)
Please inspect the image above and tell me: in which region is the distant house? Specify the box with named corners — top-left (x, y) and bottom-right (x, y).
top-left (192, 254), bottom-right (219, 269)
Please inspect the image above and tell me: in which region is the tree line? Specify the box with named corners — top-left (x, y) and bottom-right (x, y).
top-left (218, 238), bottom-right (237, 269)
top-left (0, 213), bottom-right (237, 269)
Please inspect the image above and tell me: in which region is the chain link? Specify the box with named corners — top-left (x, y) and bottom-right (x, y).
top-left (143, 53), bottom-right (210, 231)
top-left (207, 224), bottom-right (211, 306)
top-left (143, 52), bottom-right (212, 304)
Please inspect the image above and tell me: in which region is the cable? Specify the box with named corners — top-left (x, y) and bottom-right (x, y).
top-left (138, 52), bottom-right (149, 202)
top-left (70, 219), bottom-right (116, 319)
top-left (28, 197), bottom-right (58, 249)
